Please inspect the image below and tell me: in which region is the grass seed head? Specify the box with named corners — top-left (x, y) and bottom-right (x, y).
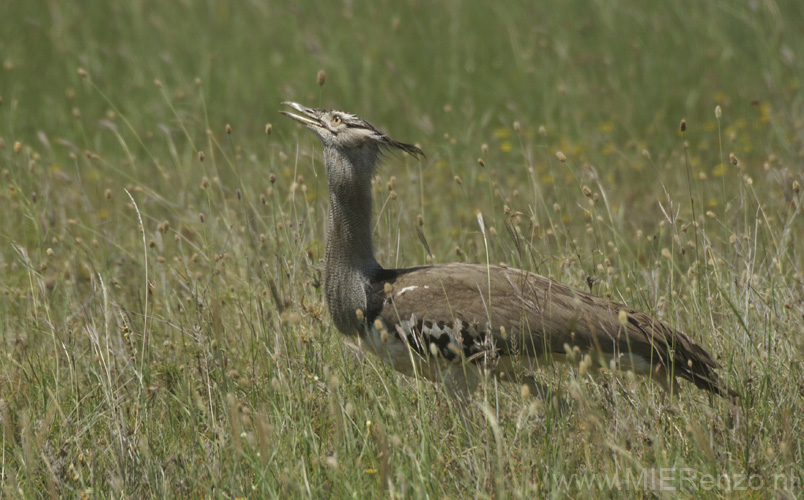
top-left (265, 123), bottom-right (272, 135)
top-left (555, 151), bottom-right (566, 162)
top-left (77, 68), bottom-right (87, 78)
top-left (679, 119), bottom-right (687, 132)
top-left (226, 124), bottom-right (232, 134)
top-left (715, 105), bottom-right (722, 119)
top-left (317, 70), bottom-right (326, 86)
top-left (579, 360), bottom-right (588, 377)
top-left (154, 78), bottom-right (162, 89)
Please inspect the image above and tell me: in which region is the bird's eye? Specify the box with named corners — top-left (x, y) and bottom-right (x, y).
top-left (331, 115), bottom-right (342, 126)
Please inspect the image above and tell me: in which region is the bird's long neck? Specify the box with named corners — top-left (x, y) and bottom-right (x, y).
top-left (322, 146), bottom-right (381, 335)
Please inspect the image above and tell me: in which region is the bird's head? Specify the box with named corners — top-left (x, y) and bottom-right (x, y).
top-left (280, 102), bottom-right (424, 160)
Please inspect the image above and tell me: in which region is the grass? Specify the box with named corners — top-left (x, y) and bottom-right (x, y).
top-left (1, 0), bottom-right (803, 497)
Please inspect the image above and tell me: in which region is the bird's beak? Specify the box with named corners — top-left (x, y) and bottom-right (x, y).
top-left (279, 101), bottom-right (322, 128)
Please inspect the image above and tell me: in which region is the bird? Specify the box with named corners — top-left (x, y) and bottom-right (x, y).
top-left (280, 101), bottom-right (734, 399)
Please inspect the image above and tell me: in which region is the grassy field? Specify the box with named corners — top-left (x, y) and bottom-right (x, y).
top-left (2, 0), bottom-right (803, 497)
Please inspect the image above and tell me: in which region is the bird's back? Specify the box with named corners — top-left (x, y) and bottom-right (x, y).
top-left (360, 263), bottom-right (728, 396)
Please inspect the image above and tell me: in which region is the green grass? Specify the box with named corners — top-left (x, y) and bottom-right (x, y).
top-left (1, 0), bottom-right (803, 497)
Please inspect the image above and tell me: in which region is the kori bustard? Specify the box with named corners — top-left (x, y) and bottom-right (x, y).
top-left (280, 101), bottom-right (733, 398)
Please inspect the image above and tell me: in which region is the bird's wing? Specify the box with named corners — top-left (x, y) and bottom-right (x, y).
top-left (366, 263), bottom-right (728, 395)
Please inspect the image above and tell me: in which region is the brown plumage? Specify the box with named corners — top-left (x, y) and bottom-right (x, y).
top-left (367, 264), bottom-right (729, 396)
top-left (281, 101), bottom-right (734, 399)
